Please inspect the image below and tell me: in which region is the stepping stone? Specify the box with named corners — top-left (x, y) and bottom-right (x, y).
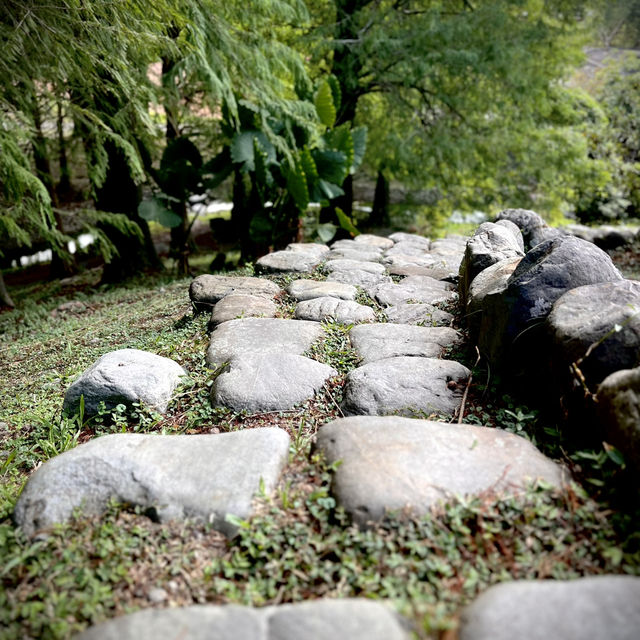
top-left (331, 239), bottom-right (384, 254)
top-left (206, 318), bottom-right (323, 367)
top-left (385, 241), bottom-right (433, 257)
top-left (212, 354), bottom-right (337, 413)
top-left (384, 302), bottom-right (454, 327)
top-left (327, 247), bottom-right (384, 263)
top-left (459, 576), bottom-right (640, 640)
top-left (315, 416), bottom-right (565, 525)
top-left (211, 294), bottom-right (277, 326)
top-left (256, 244), bottom-right (328, 273)
top-left (287, 279), bottom-right (357, 301)
top-left (383, 253), bottom-right (439, 270)
top-left (387, 264), bottom-right (453, 279)
top-left (353, 233), bottom-right (395, 250)
top-left (190, 275), bottom-right (280, 311)
top-left (326, 269), bottom-right (392, 294)
top-left (375, 276), bottom-right (458, 307)
top-left (14, 429), bottom-right (290, 538)
top-left (324, 259), bottom-right (387, 275)
top-left (295, 297), bottom-right (376, 324)
top-left (63, 349), bottom-right (186, 418)
top-left (342, 356), bottom-right (470, 416)
top-left (75, 599), bottom-right (410, 640)
top-left (388, 232), bottom-right (431, 249)
top-left (350, 324), bottom-right (462, 363)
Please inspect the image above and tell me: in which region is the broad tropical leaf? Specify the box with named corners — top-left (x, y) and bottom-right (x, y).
top-left (314, 80), bottom-right (336, 128)
top-left (138, 198), bottom-right (182, 228)
top-left (312, 149), bottom-right (347, 184)
top-left (350, 126), bottom-right (368, 173)
top-left (335, 206), bottom-right (359, 237)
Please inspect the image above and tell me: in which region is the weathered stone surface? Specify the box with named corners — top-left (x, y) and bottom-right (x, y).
top-left (383, 253), bottom-right (438, 270)
top-left (190, 275), bottom-right (280, 310)
top-left (14, 429), bottom-right (290, 537)
top-left (206, 318), bottom-right (323, 367)
top-left (287, 279), bottom-right (357, 301)
top-left (547, 280), bottom-right (640, 386)
top-left (349, 324), bottom-right (462, 363)
top-left (387, 264), bottom-right (455, 280)
top-left (494, 219), bottom-right (525, 251)
top-left (459, 576), bottom-right (640, 640)
top-left (256, 245), bottom-right (327, 273)
top-left (478, 236), bottom-right (622, 366)
top-left (212, 354), bottom-right (337, 413)
top-left (353, 234), bottom-right (395, 250)
top-left (324, 259), bottom-right (386, 275)
top-left (375, 276), bottom-right (458, 307)
top-left (295, 297), bottom-right (376, 324)
top-left (384, 302), bottom-right (454, 327)
top-left (427, 238), bottom-right (467, 272)
top-left (211, 294), bottom-right (277, 326)
top-left (327, 247), bottom-right (384, 262)
top-left (326, 269), bottom-right (392, 294)
top-left (385, 241), bottom-right (432, 257)
top-left (597, 367), bottom-right (640, 473)
top-left (315, 416), bottom-right (565, 525)
top-left (495, 208), bottom-right (551, 250)
top-left (388, 232), bottom-right (431, 249)
top-left (75, 599), bottom-right (410, 640)
top-left (459, 222), bottom-right (524, 305)
top-left (63, 349), bottom-right (186, 417)
top-left (342, 357), bottom-right (470, 416)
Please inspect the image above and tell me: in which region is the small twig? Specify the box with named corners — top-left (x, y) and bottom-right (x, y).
top-left (457, 346), bottom-right (481, 424)
top-left (324, 382), bottom-right (345, 418)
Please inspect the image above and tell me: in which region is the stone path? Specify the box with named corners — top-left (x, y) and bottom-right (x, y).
top-left (13, 224), bottom-right (640, 638)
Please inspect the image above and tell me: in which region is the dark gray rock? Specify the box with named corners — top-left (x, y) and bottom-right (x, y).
top-left (375, 276), bottom-right (458, 307)
top-left (212, 354), bottom-right (337, 412)
top-left (597, 367), bottom-right (640, 473)
top-left (478, 235), bottom-right (622, 367)
top-left (353, 234), bottom-right (395, 250)
top-left (342, 356), bottom-right (470, 416)
top-left (295, 297), bottom-right (376, 324)
top-left (206, 318), bottom-right (323, 367)
top-left (315, 416), bottom-right (565, 525)
top-left (384, 302), bottom-right (454, 327)
top-left (211, 294), bottom-right (277, 326)
top-left (495, 208), bottom-right (553, 250)
top-left (349, 323), bottom-right (462, 363)
top-left (63, 349), bottom-right (186, 417)
top-left (74, 599), bottom-right (410, 640)
top-left (287, 279), bottom-right (357, 301)
top-left (14, 429), bottom-right (290, 537)
top-left (190, 275), bottom-right (280, 311)
top-left (547, 280), bottom-right (640, 387)
top-left (459, 576), bottom-right (640, 640)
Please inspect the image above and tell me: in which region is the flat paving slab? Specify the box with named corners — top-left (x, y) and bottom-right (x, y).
top-left (74, 599), bottom-right (410, 640)
top-left (315, 416), bottom-right (566, 525)
top-left (375, 276), bottom-right (458, 307)
top-left (211, 294), bottom-right (277, 326)
top-left (342, 356), bottom-right (470, 416)
top-left (190, 275), bottom-right (280, 310)
top-left (15, 429), bottom-right (290, 538)
top-left (295, 297), bottom-right (376, 324)
top-left (384, 302), bottom-right (454, 326)
top-left (287, 279), bottom-right (357, 301)
top-left (349, 324), bottom-right (462, 363)
top-left (459, 576), bottom-right (640, 640)
top-left (256, 244), bottom-right (328, 273)
top-left (212, 354), bottom-right (337, 412)
top-left (206, 318), bottom-right (323, 367)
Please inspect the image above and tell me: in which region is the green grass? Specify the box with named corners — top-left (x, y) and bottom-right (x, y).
top-left (1, 259), bottom-right (639, 639)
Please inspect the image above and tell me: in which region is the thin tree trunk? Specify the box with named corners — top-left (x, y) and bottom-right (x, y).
top-left (56, 99), bottom-right (71, 199)
top-left (0, 271), bottom-right (15, 308)
top-left (370, 167), bottom-right (390, 227)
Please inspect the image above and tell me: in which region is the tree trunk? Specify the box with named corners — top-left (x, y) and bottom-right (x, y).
top-left (0, 271), bottom-right (15, 308)
top-left (231, 169), bottom-right (253, 261)
top-left (370, 167), bottom-right (390, 227)
top-left (55, 99), bottom-right (72, 199)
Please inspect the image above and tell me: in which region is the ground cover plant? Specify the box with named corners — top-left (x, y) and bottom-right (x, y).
top-left (1, 255), bottom-right (639, 639)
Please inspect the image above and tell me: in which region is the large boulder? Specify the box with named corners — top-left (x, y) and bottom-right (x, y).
top-left (315, 416), bottom-right (565, 525)
top-left (546, 280), bottom-right (640, 389)
top-left (495, 208), bottom-right (559, 250)
top-left (459, 576), bottom-right (640, 640)
top-left (596, 366), bottom-right (640, 473)
top-left (478, 235), bottom-right (622, 368)
top-left (14, 429), bottom-right (290, 538)
top-left (63, 349), bottom-right (186, 417)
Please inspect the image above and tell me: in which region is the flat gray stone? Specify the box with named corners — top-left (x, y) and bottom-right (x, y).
top-left (287, 279), bottom-right (357, 301)
top-left (353, 234), bottom-right (394, 250)
top-left (324, 259), bottom-right (386, 275)
top-left (256, 246), bottom-right (326, 273)
top-left (212, 354), bottom-right (337, 412)
top-left (285, 242), bottom-right (330, 258)
top-left (547, 280), bottom-right (640, 387)
top-left (385, 302), bottom-right (454, 327)
top-left (387, 264), bottom-right (455, 280)
top-left (327, 247), bottom-right (384, 263)
top-left (315, 416), bottom-right (565, 525)
top-left (206, 318), bottom-right (323, 367)
top-left (597, 366), bottom-right (640, 473)
top-left (74, 599), bottom-right (410, 640)
top-left (349, 324), bottom-right (462, 363)
top-left (495, 208), bottom-right (551, 251)
top-left (211, 294), bottom-right (277, 326)
top-left (388, 232), bottom-right (431, 249)
top-left (459, 576), bottom-right (640, 640)
top-left (383, 253), bottom-right (438, 270)
top-left (331, 239), bottom-right (384, 254)
top-left (385, 241), bottom-right (432, 257)
top-left (342, 356), bottom-right (470, 416)
top-left (14, 429), bottom-right (290, 538)
top-left (295, 297), bottom-right (376, 324)
top-left (190, 275), bottom-right (280, 310)
top-left (326, 269), bottom-right (392, 294)
top-left (375, 276), bottom-right (458, 307)
top-left (63, 349), bottom-right (186, 417)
